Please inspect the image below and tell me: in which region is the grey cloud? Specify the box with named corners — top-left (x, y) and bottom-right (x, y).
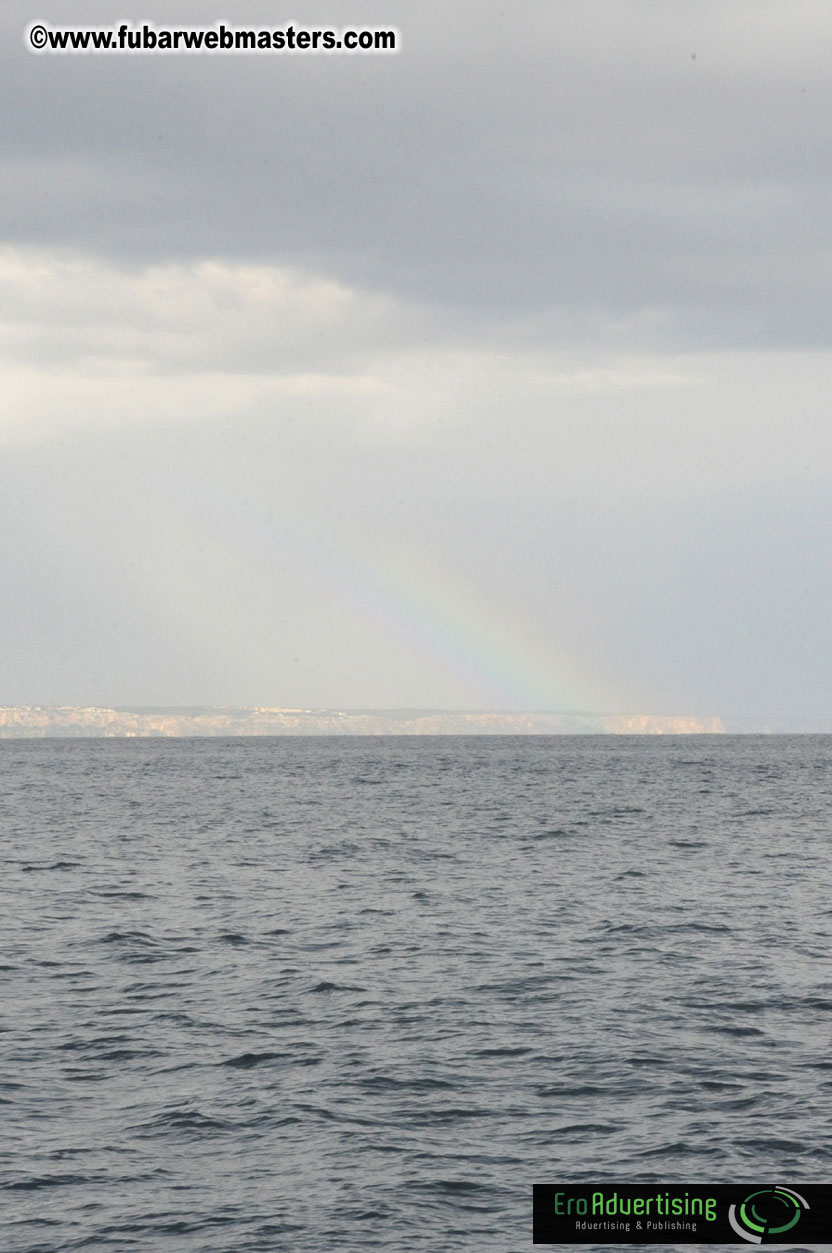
top-left (3, 0), bottom-right (831, 718)
top-left (4, 0), bottom-right (832, 348)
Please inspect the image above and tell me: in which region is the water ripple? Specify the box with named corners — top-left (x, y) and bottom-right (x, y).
top-left (2, 734), bottom-right (831, 1252)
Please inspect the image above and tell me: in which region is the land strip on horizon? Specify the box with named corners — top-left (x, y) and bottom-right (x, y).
top-left (0, 705), bottom-right (732, 736)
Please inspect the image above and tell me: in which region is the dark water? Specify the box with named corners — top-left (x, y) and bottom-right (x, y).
top-left (2, 735), bottom-right (831, 1252)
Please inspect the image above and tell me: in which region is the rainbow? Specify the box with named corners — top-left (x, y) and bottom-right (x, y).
top-left (124, 476), bottom-right (626, 710)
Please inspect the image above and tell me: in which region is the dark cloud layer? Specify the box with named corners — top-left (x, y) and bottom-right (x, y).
top-left (4, 0), bottom-right (832, 347)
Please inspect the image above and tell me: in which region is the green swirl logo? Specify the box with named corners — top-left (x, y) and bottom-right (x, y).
top-left (728, 1188), bottom-right (808, 1243)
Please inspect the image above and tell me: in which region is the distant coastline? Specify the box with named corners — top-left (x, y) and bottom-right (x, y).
top-left (0, 705), bottom-right (730, 737)
top-left (2, 706), bottom-right (829, 736)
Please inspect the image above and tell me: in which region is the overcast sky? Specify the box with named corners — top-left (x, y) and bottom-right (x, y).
top-left (2, 0), bottom-right (831, 720)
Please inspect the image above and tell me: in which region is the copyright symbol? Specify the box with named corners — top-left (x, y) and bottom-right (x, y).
top-left (28, 23), bottom-right (48, 50)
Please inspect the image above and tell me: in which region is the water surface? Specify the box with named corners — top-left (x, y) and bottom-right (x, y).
top-left (2, 735), bottom-right (831, 1251)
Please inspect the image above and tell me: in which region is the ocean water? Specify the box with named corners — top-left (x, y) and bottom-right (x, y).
top-left (2, 734), bottom-right (831, 1252)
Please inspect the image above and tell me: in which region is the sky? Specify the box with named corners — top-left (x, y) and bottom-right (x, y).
top-left (2, 0), bottom-right (831, 720)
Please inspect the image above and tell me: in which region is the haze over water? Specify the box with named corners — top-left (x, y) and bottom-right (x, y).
top-left (3, 734), bottom-right (831, 1252)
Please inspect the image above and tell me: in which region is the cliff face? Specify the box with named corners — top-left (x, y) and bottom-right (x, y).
top-left (0, 706), bottom-right (725, 737)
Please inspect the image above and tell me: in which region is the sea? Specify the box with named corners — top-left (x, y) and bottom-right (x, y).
top-left (2, 734), bottom-right (831, 1252)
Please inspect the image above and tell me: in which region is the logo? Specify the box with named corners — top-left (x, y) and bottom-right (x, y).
top-left (728, 1188), bottom-right (808, 1244)
top-left (533, 1182), bottom-right (831, 1244)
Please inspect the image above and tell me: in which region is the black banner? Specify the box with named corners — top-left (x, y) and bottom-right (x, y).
top-left (533, 1183), bottom-right (832, 1244)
